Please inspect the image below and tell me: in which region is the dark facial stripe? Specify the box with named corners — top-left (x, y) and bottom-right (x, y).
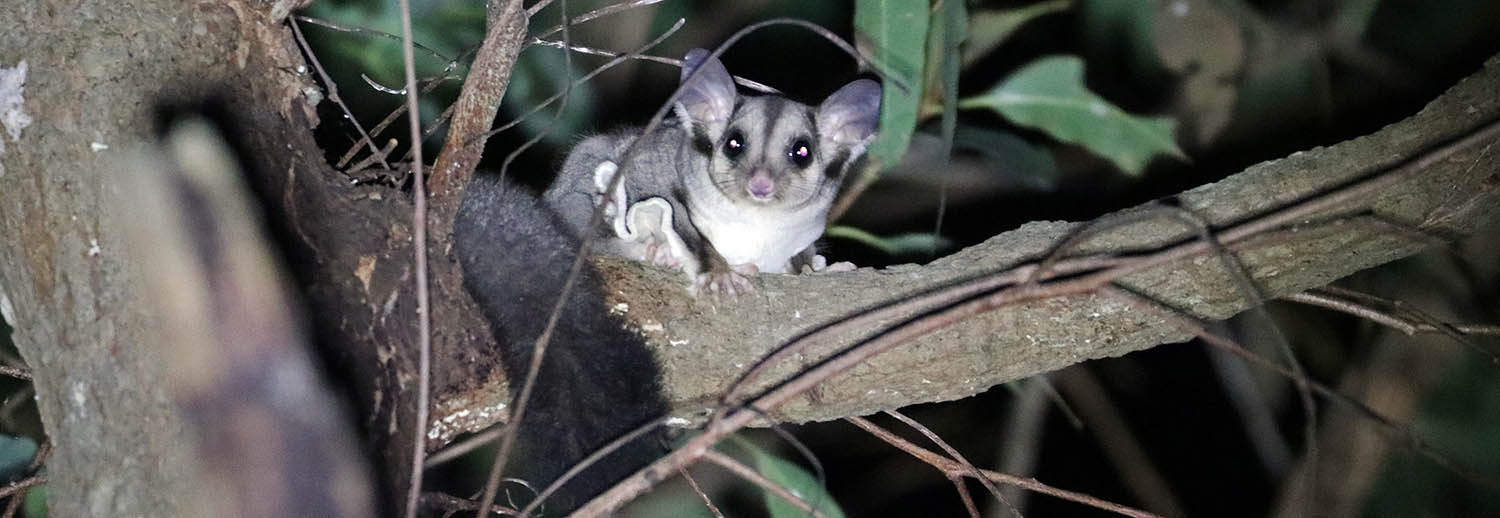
top-left (691, 127), bottom-right (714, 155)
top-left (823, 149), bottom-right (849, 179)
top-left (760, 98), bottom-right (786, 157)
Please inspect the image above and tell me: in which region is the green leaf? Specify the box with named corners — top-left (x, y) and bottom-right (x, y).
top-left (963, 0), bottom-right (1072, 67)
top-left (0, 435), bottom-right (36, 482)
top-left (733, 439), bottom-right (846, 518)
top-left (23, 484), bottom-right (44, 518)
top-left (827, 226), bottom-right (954, 257)
top-left (959, 55), bottom-right (1184, 175)
top-left (854, 0), bottom-right (929, 169)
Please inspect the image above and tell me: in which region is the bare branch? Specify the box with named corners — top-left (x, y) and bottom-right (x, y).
top-left (679, 466), bottom-right (728, 518)
top-left (884, 409), bottom-right (1019, 517)
top-left (1285, 288), bottom-right (1500, 360)
top-left (702, 450), bottom-right (830, 518)
top-left (1101, 286), bottom-right (1500, 489)
top-left (395, 0), bottom-right (433, 516)
top-left (289, 17), bottom-right (390, 171)
top-left (426, 0), bottom-right (527, 197)
top-left (846, 416), bottom-right (1162, 518)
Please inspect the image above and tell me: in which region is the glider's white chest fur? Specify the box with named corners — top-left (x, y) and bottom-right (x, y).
top-left (688, 194), bottom-right (825, 274)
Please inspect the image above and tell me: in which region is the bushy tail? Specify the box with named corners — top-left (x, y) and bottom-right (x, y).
top-left (454, 172), bottom-right (668, 514)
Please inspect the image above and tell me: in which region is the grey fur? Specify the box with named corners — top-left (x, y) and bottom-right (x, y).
top-left (548, 48), bottom-right (883, 283)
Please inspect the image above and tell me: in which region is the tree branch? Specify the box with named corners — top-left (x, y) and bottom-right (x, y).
top-left (434, 55), bottom-right (1500, 442)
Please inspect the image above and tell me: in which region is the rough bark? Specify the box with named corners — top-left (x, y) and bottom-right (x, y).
top-left (0, 1), bottom-right (1497, 516)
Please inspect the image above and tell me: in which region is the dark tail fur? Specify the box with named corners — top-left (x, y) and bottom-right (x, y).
top-left (453, 172), bottom-right (668, 514)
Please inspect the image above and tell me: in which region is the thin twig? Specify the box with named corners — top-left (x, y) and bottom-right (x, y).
top-left (951, 475), bottom-right (983, 518)
top-left (1286, 289), bottom-right (1500, 361)
top-left (679, 465), bottom-right (728, 518)
top-left (498, 0), bottom-right (576, 184)
top-left (1101, 285), bottom-right (1500, 489)
top-left (0, 443), bottom-right (49, 518)
top-left (524, 38), bottom-right (780, 93)
top-left (884, 410), bottom-right (1021, 518)
top-left (701, 450), bottom-right (830, 518)
top-left (529, 0), bottom-right (664, 41)
top-left (288, 17), bottom-right (391, 172)
top-left (419, 492), bottom-right (519, 516)
top-left (477, 19), bottom-right (687, 143)
top-left (339, 73), bottom-right (458, 170)
top-left (396, 0), bottom-right (433, 516)
top-left (424, 427), bottom-right (504, 468)
top-left (0, 365), bottom-right (30, 381)
top-left (293, 15), bottom-right (454, 63)
top-left (846, 416), bottom-right (1160, 518)
top-left (0, 477), bottom-right (44, 500)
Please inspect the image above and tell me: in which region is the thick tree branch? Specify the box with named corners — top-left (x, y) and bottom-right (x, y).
top-left (433, 54), bottom-right (1500, 439)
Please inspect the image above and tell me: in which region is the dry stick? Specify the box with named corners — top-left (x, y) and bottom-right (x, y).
top-left (420, 492), bottom-right (519, 516)
top-left (577, 265), bottom-right (1133, 517)
top-left (288, 17), bottom-right (391, 171)
top-left (526, 0), bottom-right (556, 16)
top-left (679, 464), bottom-right (729, 518)
top-left (1101, 285), bottom-right (1500, 489)
top-left (293, 15), bottom-right (454, 63)
top-left (343, 75), bottom-right (457, 170)
top-left (529, 0), bottom-right (664, 41)
top-left (341, 0), bottom-right (675, 170)
top-left (0, 474), bottom-right (44, 518)
top-left (1354, 277), bottom-right (1500, 356)
top-left (846, 416), bottom-right (1160, 518)
top-left (523, 38), bottom-right (780, 93)
top-left (0, 442), bottom-right (49, 518)
top-left (574, 116), bottom-right (1500, 516)
top-left (0, 477), bottom-right (43, 501)
top-left (1286, 290), bottom-right (1500, 342)
top-left (1399, 303), bottom-right (1500, 366)
top-left (700, 449), bottom-right (830, 518)
top-left (495, 0), bottom-right (575, 185)
top-left (455, 22), bottom-right (712, 145)
top-left (0, 486), bottom-right (20, 518)
top-left (484, 20), bottom-right (689, 140)
top-left (426, 0), bottom-right (526, 197)
top-left (394, 0), bottom-right (433, 517)
top-left (884, 410), bottom-right (1021, 518)
top-left (424, 427), bottom-right (504, 468)
top-left (951, 475), bottom-right (983, 518)
top-left (0, 365), bottom-right (29, 381)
